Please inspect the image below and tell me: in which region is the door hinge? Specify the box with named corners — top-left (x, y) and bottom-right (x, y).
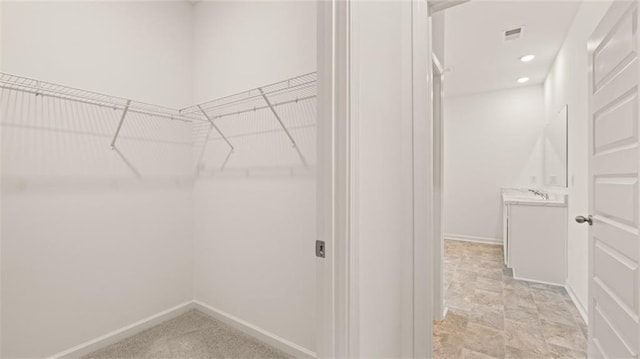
top-left (316, 240), bottom-right (326, 258)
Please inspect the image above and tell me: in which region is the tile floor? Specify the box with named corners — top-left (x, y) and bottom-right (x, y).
top-left (434, 240), bottom-right (588, 359)
top-left (84, 310), bottom-right (289, 359)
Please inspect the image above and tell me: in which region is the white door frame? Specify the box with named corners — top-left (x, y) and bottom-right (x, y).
top-left (413, 1), bottom-right (435, 357)
top-left (428, 0), bottom-right (470, 14)
top-left (432, 53), bottom-right (446, 321)
top-left (316, 1), bottom-right (355, 357)
top-left (316, 1), bottom-right (433, 357)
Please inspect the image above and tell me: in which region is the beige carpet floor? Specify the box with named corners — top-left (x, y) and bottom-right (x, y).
top-left (83, 310), bottom-right (290, 359)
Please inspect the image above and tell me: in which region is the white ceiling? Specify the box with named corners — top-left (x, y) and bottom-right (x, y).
top-left (444, 0), bottom-right (580, 97)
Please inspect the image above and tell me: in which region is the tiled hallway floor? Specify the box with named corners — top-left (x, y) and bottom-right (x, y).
top-left (434, 240), bottom-right (588, 359)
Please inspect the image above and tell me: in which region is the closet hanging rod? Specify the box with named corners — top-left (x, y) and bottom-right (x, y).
top-left (0, 72), bottom-right (316, 123)
top-left (186, 83), bottom-right (317, 117)
top-left (0, 72), bottom-right (203, 123)
top-left (180, 72), bottom-right (317, 116)
top-left (0, 85), bottom-right (200, 124)
top-left (190, 94), bottom-right (316, 122)
top-left (187, 72), bottom-right (316, 110)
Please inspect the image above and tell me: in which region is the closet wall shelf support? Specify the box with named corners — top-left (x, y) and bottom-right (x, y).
top-left (258, 87), bottom-right (308, 167)
top-left (196, 125), bottom-right (215, 174)
top-left (197, 104), bottom-right (234, 150)
top-left (110, 99), bottom-right (132, 149)
top-left (258, 87), bottom-right (298, 149)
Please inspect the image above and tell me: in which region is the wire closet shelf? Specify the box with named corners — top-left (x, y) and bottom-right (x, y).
top-left (180, 72), bottom-right (317, 118)
top-left (182, 72), bottom-right (317, 168)
top-left (0, 71), bottom-right (317, 153)
top-left (0, 72), bottom-right (198, 124)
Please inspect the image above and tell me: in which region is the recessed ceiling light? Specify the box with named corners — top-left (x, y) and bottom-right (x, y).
top-left (520, 54), bottom-right (535, 62)
top-left (517, 77), bottom-right (530, 84)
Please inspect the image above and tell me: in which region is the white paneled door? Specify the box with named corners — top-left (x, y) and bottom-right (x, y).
top-left (587, 1), bottom-right (640, 357)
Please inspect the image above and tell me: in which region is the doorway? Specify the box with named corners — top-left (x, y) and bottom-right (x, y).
top-left (431, 1), bottom-right (592, 357)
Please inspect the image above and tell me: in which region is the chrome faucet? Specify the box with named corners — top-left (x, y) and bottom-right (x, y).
top-left (528, 189), bottom-right (549, 200)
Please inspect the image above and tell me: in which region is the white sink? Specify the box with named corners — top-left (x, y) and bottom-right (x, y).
top-left (506, 195), bottom-right (547, 201)
top-left (501, 188), bottom-right (566, 206)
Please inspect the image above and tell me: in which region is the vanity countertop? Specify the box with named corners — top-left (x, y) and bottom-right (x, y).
top-left (501, 188), bottom-right (567, 207)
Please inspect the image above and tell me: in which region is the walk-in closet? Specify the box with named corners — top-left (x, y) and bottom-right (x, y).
top-left (2, 0), bottom-right (435, 357)
top-left (1, 1), bottom-right (317, 357)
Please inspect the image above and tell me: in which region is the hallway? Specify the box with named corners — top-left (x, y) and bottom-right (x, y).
top-left (434, 240), bottom-right (588, 358)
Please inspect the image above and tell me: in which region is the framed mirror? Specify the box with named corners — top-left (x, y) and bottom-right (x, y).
top-left (544, 104), bottom-right (568, 187)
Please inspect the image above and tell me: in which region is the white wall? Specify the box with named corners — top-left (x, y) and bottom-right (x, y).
top-left (543, 0), bottom-right (613, 317)
top-left (191, 1), bottom-right (317, 353)
top-left (543, 105), bottom-right (568, 187)
top-left (1, 2), bottom-right (194, 357)
top-left (0, 3), bottom-right (4, 356)
top-left (193, 1), bottom-right (316, 103)
top-left (1, 1), bottom-right (193, 108)
top-left (444, 85), bottom-right (545, 242)
top-left (350, 2), bottom-right (415, 356)
top-left (432, 11), bottom-right (445, 65)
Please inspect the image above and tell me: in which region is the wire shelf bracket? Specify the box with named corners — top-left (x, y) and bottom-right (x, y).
top-left (259, 87), bottom-right (298, 148)
top-left (110, 99), bottom-right (132, 149)
top-left (197, 104), bottom-right (234, 151)
top-left (196, 125), bottom-right (214, 174)
top-left (258, 88), bottom-right (308, 167)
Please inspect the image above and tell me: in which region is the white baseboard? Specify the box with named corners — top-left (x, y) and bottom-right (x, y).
top-left (50, 300), bottom-right (316, 359)
top-left (512, 273), bottom-right (563, 287)
top-left (50, 301), bottom-right (195, 359)
top-left (433, 303), bottom-right (447, 321)
top-left (444, 233), bottom-right (502, 245)
top-left (566, 281), bottom-right (588, 325)
top-left (192, 300), bottom-right (315, 359)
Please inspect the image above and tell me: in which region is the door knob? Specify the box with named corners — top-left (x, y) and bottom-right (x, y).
top-left (575, 215), bottom-right (593, 226)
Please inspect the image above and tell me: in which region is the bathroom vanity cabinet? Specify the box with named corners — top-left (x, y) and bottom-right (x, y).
top-left (502, 189), bottom-right (567, 285)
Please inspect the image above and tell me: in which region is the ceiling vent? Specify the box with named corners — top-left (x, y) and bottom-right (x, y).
top-left (504, 26), bottom-right (525, 41)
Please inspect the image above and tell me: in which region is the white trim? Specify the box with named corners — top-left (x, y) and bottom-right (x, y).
top-left (50, 301), bottom-right (316, 359)
top-left (346, 0), bottom-right (359, 355)
top-left (444, 233), bottom-right (502, 245)
top-left (316, 1), bottom-right (352, 357)
top-left (428, 0), bottom-right (470, 14)
top-left (315, 2), bottom-right (334, 357)
top-left (412, 0), bottom-right (433, 357)
top-left (193, 301), bottom-right (315, 359)
top-left (432, 52), bottom-right (445, 323)
top-left (512, 274), bottom-right (563, 287)
top-left (442, 306), bottom-right (449, 319)
top-left (50, 301), bottom-right (195, 359)
top-left (566, 282), bottom-right (589, 325)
